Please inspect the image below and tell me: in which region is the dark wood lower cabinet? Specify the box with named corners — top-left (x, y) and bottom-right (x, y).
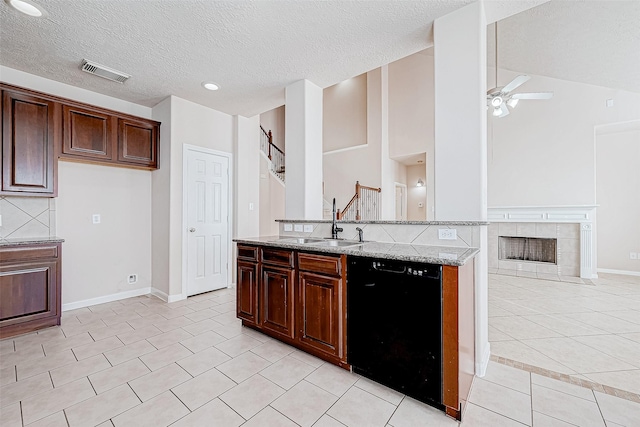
top-left (261, 265), bottom-right (295, 339)
top-left (297, 271), bottom-right (344, 361)
top-left (0, 242), bottom-right (62, 338)
top-left (236, 244), bottom-right (348, 368)
top-left (236, 260), bottom-right (258, 326)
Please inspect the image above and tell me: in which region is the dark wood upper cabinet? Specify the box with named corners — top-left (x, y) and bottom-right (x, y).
top-left (62, 104), bottom-right (115, 161)
top-left (117, 117), bottom-right (158, 168)
top-left (1, 89), bottom-right (58, 196)
top-left (1, 83), bottom-right (160, 189)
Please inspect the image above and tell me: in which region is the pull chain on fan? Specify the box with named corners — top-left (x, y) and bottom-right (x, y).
top-left (488, 22), bottom-right (553, 118)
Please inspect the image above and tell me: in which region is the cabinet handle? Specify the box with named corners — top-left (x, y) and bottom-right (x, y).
top-left (189, 228), bottom-right (196, 233)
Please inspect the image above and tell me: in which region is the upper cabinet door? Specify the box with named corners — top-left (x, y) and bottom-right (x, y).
top-left (117, 117), bottom-right (158, 168)
top-left (62, 104), bottom-right (115, 161)
top-left (1, 90), bottom-right (58, 196)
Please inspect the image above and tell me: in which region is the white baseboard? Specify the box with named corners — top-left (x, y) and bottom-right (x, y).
top-left (597, 268), bottom-right (640, 277)
top-left (149, 287), bottom-right (185, 303)
top-left (62, 287), bottom-right (151, 311)
top-left (476, 343), bottom-right (491, 377)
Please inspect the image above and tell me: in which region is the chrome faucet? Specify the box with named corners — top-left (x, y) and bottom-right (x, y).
top-left (356, 227), bottom-right (364, 243)
top-left (332, 198), bottom-right (343, 239)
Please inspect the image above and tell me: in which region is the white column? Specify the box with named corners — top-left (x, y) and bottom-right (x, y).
top-left (234, 115), bottom-right (261, 238)
top-left (379, 65), bottom-right (396, 220)
top-left (434, 1), bottom-right (489, 376)
top-left (284, 80), bottom-right (324, 219)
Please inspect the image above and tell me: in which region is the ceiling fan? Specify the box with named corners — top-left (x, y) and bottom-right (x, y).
top-left (487, 22), bottom-right (553, 118)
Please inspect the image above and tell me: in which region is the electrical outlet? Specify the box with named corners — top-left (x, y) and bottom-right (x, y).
top-left (438, 228), bottom-right (457, 240)
top-left (294, 224), bottom-right (303, 232)
top-left (127, 274), bottom-right (138, 284)
top-left (92, 214), bottom-right (101, 224)
top-left (283, 224), bottom-right (293, 232)
top-left (303, 224), bottom-right (313, 232)
top-left (631, 252), bottom-right (638, 260)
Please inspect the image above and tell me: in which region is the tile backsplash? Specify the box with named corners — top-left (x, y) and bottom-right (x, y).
top-left (0, 196), bottom-right (56, 240)
top-left (279, 222), bottom-right (481, 248)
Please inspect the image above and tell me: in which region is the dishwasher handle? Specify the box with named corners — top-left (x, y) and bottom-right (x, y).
top-left (372, 263), bottom-right (407, 274)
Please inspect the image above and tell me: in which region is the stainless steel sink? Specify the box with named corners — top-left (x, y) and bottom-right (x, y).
top-left (310, 239), bottom-right (363, 248)
top-left (278, 238), bottom-right (325, 244)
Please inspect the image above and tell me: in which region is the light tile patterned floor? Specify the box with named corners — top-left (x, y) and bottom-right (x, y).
top-left (489, 272), bottom-right (640, 397)
top-left (1, 275), bottom-right (639, 426)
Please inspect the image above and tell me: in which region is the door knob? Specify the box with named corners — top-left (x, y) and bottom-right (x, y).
top-left (189, 228), bottom-right (196, 232)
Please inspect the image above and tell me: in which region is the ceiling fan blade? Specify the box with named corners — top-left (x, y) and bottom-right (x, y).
top-left (511, 92), bottom-right (554, 100)
top-left (501, 75), bottom-right (531, 94)
top-left (499, 103), bottom-right (509, 117)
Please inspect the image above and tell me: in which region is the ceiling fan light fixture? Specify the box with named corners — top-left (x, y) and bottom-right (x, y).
top-left (507, 98), bottom-right (519, 108)
top-left (492, 107), bottom-right (502, 117)
top-left (491, 96), bottom-right (502, 107)
top-left (5, 0), bottom-right (47, 17)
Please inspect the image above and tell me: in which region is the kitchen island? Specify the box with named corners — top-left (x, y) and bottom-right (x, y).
top-left (234, 233), bottom-right (479, 420)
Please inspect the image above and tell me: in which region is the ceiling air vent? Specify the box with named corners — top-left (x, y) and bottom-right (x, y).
top-left (80, 59), bottom-right (130, 84)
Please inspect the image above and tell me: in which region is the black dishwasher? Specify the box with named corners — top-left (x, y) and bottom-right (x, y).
top-left (347, 257), bottom-right (443, 409)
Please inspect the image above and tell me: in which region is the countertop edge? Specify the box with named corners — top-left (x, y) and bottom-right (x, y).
top-left (0, 237), bottom-right (65, 247)
top-left (233, 237), bottom-right (479, 267)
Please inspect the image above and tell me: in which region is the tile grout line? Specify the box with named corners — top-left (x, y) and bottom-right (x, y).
top-left (491, 354), bottom-right (640, 404)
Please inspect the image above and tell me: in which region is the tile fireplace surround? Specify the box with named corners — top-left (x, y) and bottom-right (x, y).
top-left (488, 206), bottom-right (597, 280)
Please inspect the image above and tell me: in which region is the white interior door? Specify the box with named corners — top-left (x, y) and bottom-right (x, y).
top-left (186, 148), bottom-right (229, 296)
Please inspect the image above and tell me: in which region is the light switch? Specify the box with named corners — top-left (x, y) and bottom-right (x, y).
top-left (92, 214), bottom-right (101, 224)
top-left (249, 202), bottom-right (254, 211)
top-left (303, 224), bottom-right (313, 232)
top-left (283, 224), bottom-right (293, 231)
top-left (294, 224), bottom-right (303, 232)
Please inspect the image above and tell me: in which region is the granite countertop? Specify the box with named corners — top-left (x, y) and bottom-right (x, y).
top-left (0, 237), bottom-right (65, 247)
top-left (274, 219), bottom-right (489, 226)
top-left (233, 236), bottom-right (479, 266)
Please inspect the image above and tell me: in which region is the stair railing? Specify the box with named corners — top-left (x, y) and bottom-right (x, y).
top-left (260, 126), bottom-right (285, 182)
top-left (337, 181), bottom-right (382, 221)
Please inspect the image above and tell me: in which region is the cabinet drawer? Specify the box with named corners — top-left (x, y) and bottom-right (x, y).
top-left (237, 245), bottom-right (258, 261)
top-left (0, 246), bottom-right (59, 264)
top-left (298, 253), bottom-right (342, 277)
top-left (261, 248), bottom-right (294, 268)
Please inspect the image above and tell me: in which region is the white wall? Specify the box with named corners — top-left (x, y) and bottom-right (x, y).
top-left (488, 70), bottom-right (640, 207)
top-left (323, 73), bottom-right (368, 153)
top-left (388, 50), bottom-right (434, 159)
top-left (151, 96), bottom-right (236, 299)
top-left (406, 164), bottom-right (427, 220)
top-left (57, 162), bottom-right (152, 304)
top-left (1, 67), bottom-right (155, 307)
top-left (260, 105), bottom-right (286, 152)
top-left (323, 70), bottom-right (382, 211)
top-left (259, 156), bottom-right (285, 236)
top-left (234, 115), bottom-right (261, 239)
top-left (596, 128), bottom-right (640, 273)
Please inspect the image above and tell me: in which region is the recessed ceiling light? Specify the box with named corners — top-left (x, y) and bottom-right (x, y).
top-left (4, 0), bottom-right (47, 17)
top-left (202, 82), bottom-right (220, 91)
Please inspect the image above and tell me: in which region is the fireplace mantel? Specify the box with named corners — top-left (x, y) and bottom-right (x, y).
top-left (488, 206), bottom-right (597, 279)
top-left (488, 206), bottom-right (597, 223)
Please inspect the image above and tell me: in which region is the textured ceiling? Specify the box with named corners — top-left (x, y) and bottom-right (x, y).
top-left (2, 1), bottom-right (637, 118)
top-left (488, 0), bottom-right (640, 93)
top-left (0, 0), bottom-right (471, 116)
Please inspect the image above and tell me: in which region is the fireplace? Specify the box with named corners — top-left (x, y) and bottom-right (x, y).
top-left (488, 206), bottom-right (597, 279)
top-left (499, 236), bottom-right (557, 264)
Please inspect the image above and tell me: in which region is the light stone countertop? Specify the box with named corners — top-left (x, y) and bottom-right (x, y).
top-left (233, 236), bottom-right (479, 266)
top-left (0, 237), bottom-right (65, 247)
top-left (274, 219), bottom-right (489, 226)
